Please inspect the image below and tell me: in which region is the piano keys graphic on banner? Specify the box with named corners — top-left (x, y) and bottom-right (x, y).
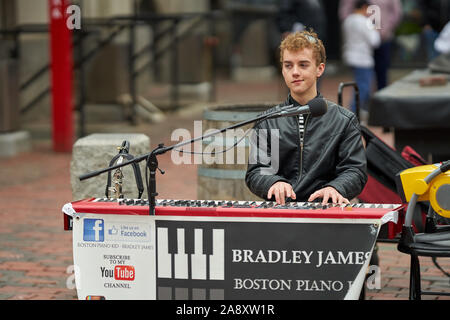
top-left (156, 223), bottom-right (225, 300)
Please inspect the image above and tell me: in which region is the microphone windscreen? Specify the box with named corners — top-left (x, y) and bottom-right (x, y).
top-left (308, 98), bottom-right (328, 117)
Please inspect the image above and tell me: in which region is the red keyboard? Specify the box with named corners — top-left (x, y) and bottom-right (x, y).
top-left (63, 198), bottom-right (404, 231)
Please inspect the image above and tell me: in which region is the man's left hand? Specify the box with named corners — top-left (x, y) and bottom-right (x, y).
top-left (308, 186), bottom-right (350, 205)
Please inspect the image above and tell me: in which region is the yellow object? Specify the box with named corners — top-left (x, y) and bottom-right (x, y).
top-left (429, 175), bottom-right (450, 217)
top-left (412, 179), bottom-right (429, 195)
top-left (397, 164), bottom-right (450, 218)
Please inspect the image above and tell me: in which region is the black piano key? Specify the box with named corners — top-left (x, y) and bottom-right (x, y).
top-left (184, 226), bottom-right (195, 255)
top-left (306, 202), bottom-right (315, 209)
top-left (260, 202), bottom-right (268, 208)
top-left (167, 226), bottom-right (178, 255)
top-left (202, 227), bottom-right (213, 256)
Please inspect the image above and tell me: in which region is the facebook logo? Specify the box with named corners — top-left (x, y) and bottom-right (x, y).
top-left (83, 219), bottom-right (104, 242)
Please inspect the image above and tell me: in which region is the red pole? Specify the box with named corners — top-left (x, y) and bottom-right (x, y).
top-left (48, 0), bottom-right (74, 152)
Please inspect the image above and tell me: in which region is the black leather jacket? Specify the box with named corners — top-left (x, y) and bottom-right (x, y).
top-left (245, 94), bottom-right (367, 201)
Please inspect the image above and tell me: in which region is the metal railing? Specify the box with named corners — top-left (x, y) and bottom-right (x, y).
top-left (0, 10), bottom-right (223, 137)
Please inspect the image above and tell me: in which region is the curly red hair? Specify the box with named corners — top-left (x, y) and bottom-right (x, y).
top-left (279, 30), bottom-right (326, 66)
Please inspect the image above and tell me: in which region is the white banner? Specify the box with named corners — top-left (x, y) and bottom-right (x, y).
top-left (72, 213), bottom-right (156, 300)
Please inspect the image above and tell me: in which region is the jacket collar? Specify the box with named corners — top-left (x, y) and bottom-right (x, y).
top-left (286, 92), bottom-right (323, 107)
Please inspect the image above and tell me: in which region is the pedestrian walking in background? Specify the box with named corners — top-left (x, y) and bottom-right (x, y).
top-left (341, 0), bottom-right (381, 120)
top-left (340, 0), bottom-right (402, 90)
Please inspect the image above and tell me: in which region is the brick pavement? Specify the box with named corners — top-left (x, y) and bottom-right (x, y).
top-left (1, 73), bottom-right (449, 300)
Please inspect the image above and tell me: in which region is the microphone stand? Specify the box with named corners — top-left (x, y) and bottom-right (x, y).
top-left (79, 106), bottom-right (291, 215)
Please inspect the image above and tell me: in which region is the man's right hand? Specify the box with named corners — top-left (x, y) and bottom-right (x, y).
top-left (267, 181), bottom-right (296, 205)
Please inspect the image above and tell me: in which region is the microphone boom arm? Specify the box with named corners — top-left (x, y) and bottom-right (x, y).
top-left (78, 106), bottom-right (290, 215)
top-left (78, 108), bottom-right (283, 182)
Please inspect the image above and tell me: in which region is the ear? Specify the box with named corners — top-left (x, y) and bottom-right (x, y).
top-left (317, 63), bottom-right (325, 78)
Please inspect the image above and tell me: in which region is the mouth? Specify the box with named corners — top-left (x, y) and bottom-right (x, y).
top-left (292, 80), bottom-right (304, 84)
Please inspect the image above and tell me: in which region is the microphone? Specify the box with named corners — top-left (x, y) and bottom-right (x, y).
top-left (269, 98), bottom-right (328, 119)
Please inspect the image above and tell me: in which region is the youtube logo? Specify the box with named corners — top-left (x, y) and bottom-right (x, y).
top-left (114, 266), bottom-right (135, 281)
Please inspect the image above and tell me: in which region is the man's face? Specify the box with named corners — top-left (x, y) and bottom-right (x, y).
top-left (281, 48), bottom-right (325, 104)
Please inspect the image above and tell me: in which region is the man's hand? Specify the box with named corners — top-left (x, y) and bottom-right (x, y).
top-left (267, 181), bottom-right (296, 205)
top-left (308, 186), bottom-right (350, 205)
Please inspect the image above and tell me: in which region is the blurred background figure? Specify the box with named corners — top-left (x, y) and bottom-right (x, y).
top-left (340, 0), bottom-right (402, 90)
top-left (277, 0), bottom-right (327, 41)
top-left (419, 0), bottom-right (450, 62)
top-left (434, 20), bottom-right (450, 55)
top-left (341, 0), bottom-right (381, 119)
top-left (227, 0), bottom-right (278, 69)
top-left (392, 1), bottom-right (422, 63)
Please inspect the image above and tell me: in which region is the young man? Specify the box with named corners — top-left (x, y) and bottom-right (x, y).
top-left (245, 30), bottom-right (367, 205)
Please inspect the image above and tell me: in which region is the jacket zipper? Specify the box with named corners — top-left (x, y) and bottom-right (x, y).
top-left (297, 114), bottom-right (309, 185)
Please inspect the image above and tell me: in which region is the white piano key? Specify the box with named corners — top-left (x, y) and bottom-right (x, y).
top-left (209, 229), bottom-right (224, 280)
top-left (191, 229), bottom-right (207, 280)
top-left (175, 228), bottom-right (188, 279)
top-left (157, 227), bottom-right (171, 278)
